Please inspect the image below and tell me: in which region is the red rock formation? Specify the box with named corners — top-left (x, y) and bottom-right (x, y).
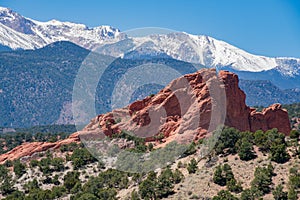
top-left (0, 132), bottom-right (80, 164)
top-left (0, 69), bottom-right (291, 163)
top-left (219, 71), bottom-right (251, 131)
top-left (250, 104), bottom-right (291, 134)
top-left (91, 69), bottom-right (290, 141)
top-left (219, 71), bottom-right (291, 134)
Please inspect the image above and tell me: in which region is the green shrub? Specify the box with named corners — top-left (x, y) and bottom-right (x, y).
top-left (270, 144), bottom-right (290, 164)
top-left (212, 190), bottom-right (238, 200)
top-left (213, 165), bottom-right (226, 186)
top-left (13, 160), bottom-right (26, 178)
top-left (251, 166), bottom-right (273, 196)
top-left (187, 158), bottom-right (197, 174)
top-left (273, 184), bottom-right (288, 200)
top-left (238, 137), bottom-right (256, 161)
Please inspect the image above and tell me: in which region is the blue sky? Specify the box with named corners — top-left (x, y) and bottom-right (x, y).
top-left (1, 0), bottom-right (300, 57)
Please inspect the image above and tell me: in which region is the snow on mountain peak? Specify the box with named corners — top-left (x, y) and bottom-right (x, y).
top-left (0, 7), bottom-right (120, 50)
top-left (102, 32), bottom-right (277, 72)
top-left (0, 6), bottom-right (11, 13)
top-left (0, 7), bottom-right (17, 21)
top-left (0, 6), bottom-right (299, 75)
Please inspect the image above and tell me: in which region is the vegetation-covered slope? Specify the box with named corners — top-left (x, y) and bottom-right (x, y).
top-left (0, 126), bottom-right (299, 200)
top-left (0, 41), bottom-right (89, 127)
top-left (240, 80), bottom-right (300, 107)
top-left (0, 42), bottom-right (200, 128)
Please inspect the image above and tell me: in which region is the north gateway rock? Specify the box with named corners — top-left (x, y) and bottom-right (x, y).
top-left (93, 69), bottom-right (290, 142)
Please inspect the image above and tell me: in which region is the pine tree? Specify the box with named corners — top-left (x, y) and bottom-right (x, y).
top-left (270, 144), bottom-right (290, 164)
top-left (212, 190), bottom-right (238, 200)
top-left (223, 164), bottom-right (234, 182)
top-left (240, 188), bottom-right (256, 200)
top-left (273, 184), bottom-right (288, 200)
top-left (0, 175), bottom-right (14, 195)
top-left (251, 167), bottom-right (272, 195)
top-left (238, 138), bottom-right (256, 161)
top-left (13, 160), bottom-right (26, 178)
top-left (187, 158), bottom-right (197, 174)
top-left (287, 188), bottom-right (297, 200)
top-left (213, 165), bottom-right (226, 186)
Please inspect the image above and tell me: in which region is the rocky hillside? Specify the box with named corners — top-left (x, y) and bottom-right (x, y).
top-left (0, 125), bottom-right (298, 200)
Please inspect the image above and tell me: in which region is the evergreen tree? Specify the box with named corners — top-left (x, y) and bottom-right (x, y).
top-left (173, 169), bottom-right (184, 184)
top-left (240, 188), bottom-right (256, 200)
top-left (0, 176), bottom-right (14, 195)
top-left (251, 167), bottom-right (272, 195)
top-left (273, 184), bottom-right (288, 200)
top-left (76, 193), bottom-right (98, 200)
top-left (212, 190), bottom-right (238, 200)
top-left (214, 127), bottom-right (240, 154)
top-left (187, 158), bottom-right (197, 174)
top-left (97, 188), bottom-right (117, 200)
top-left (223, 164), bottom-right (234, 182)
top-left (270, 144), bottom-right (290, 164)
top-left (254, 130), bottom-right (267, 151)
top-left (0, 164), bottom-right (8, 181)
top-left (139, 171), bottom-right (157, 199)
top-left (13, 160), bottom-right (26, 178)
top-left (156, 167), bottom-right (174, 198)
top-left (63, 171), bottom-right (80, 192)
top-left (213, 165), bottom-right (226, 186)
top-left (287, 188), bottom-right (297, 200)
top-left (238, 138), bottom-right (256, 161)
top-left (24, 178), bottom-right (39, 193)
top-left (267, 162), bottom-right (276, 176)
top-left (139, 178), bottom-right (156, 200)
top-left (290, 130), bottom-right (300, 140)
top-left (131, 190), bottom-right (140, 200)
top-left (227, 179), bottom-right (243, 193)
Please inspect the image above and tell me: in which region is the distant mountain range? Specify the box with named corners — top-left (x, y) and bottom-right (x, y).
top-left (239, 80), bottom-right (300, 106)
top-left (0, 6), bottom-right (299, 79)
top-left (0, 7), bottom-right (122, 50)
top-left (0, 41), bottom-right (202, 127)
top-left (0, 42), bottom-right (89, 127)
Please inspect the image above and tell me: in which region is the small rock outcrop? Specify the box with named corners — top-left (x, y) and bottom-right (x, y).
top-left (0, 132), bottom-right (80, 163)
top-left (250, 104), bottom-right (291, 135)
top-left (0, 69), bottom-right (291, 163)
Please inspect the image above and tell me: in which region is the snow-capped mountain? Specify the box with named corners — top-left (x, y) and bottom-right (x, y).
top-left (97, 33), bottom-right (300, 76)
top-left (0, 7), bottom-right (122, 50)
top-left (0, 6), bottom-right (299, 77)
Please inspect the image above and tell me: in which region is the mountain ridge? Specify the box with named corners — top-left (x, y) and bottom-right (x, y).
top-left (0, 7), bottom-right (122, 50)
top-left (0, 41), bottom-right (299, 127)
top-left (0, 6), bottom-right (300, 77)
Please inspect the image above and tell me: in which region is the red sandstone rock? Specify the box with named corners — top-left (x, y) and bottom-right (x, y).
top-left (0, 132), bottom-right (80, 164)
top-left (0, 69), bottom-right (291, 163)
top-left (93, 69), bottom-right (290, 142)
top-left (250, 104), bottom-right (291, 135)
